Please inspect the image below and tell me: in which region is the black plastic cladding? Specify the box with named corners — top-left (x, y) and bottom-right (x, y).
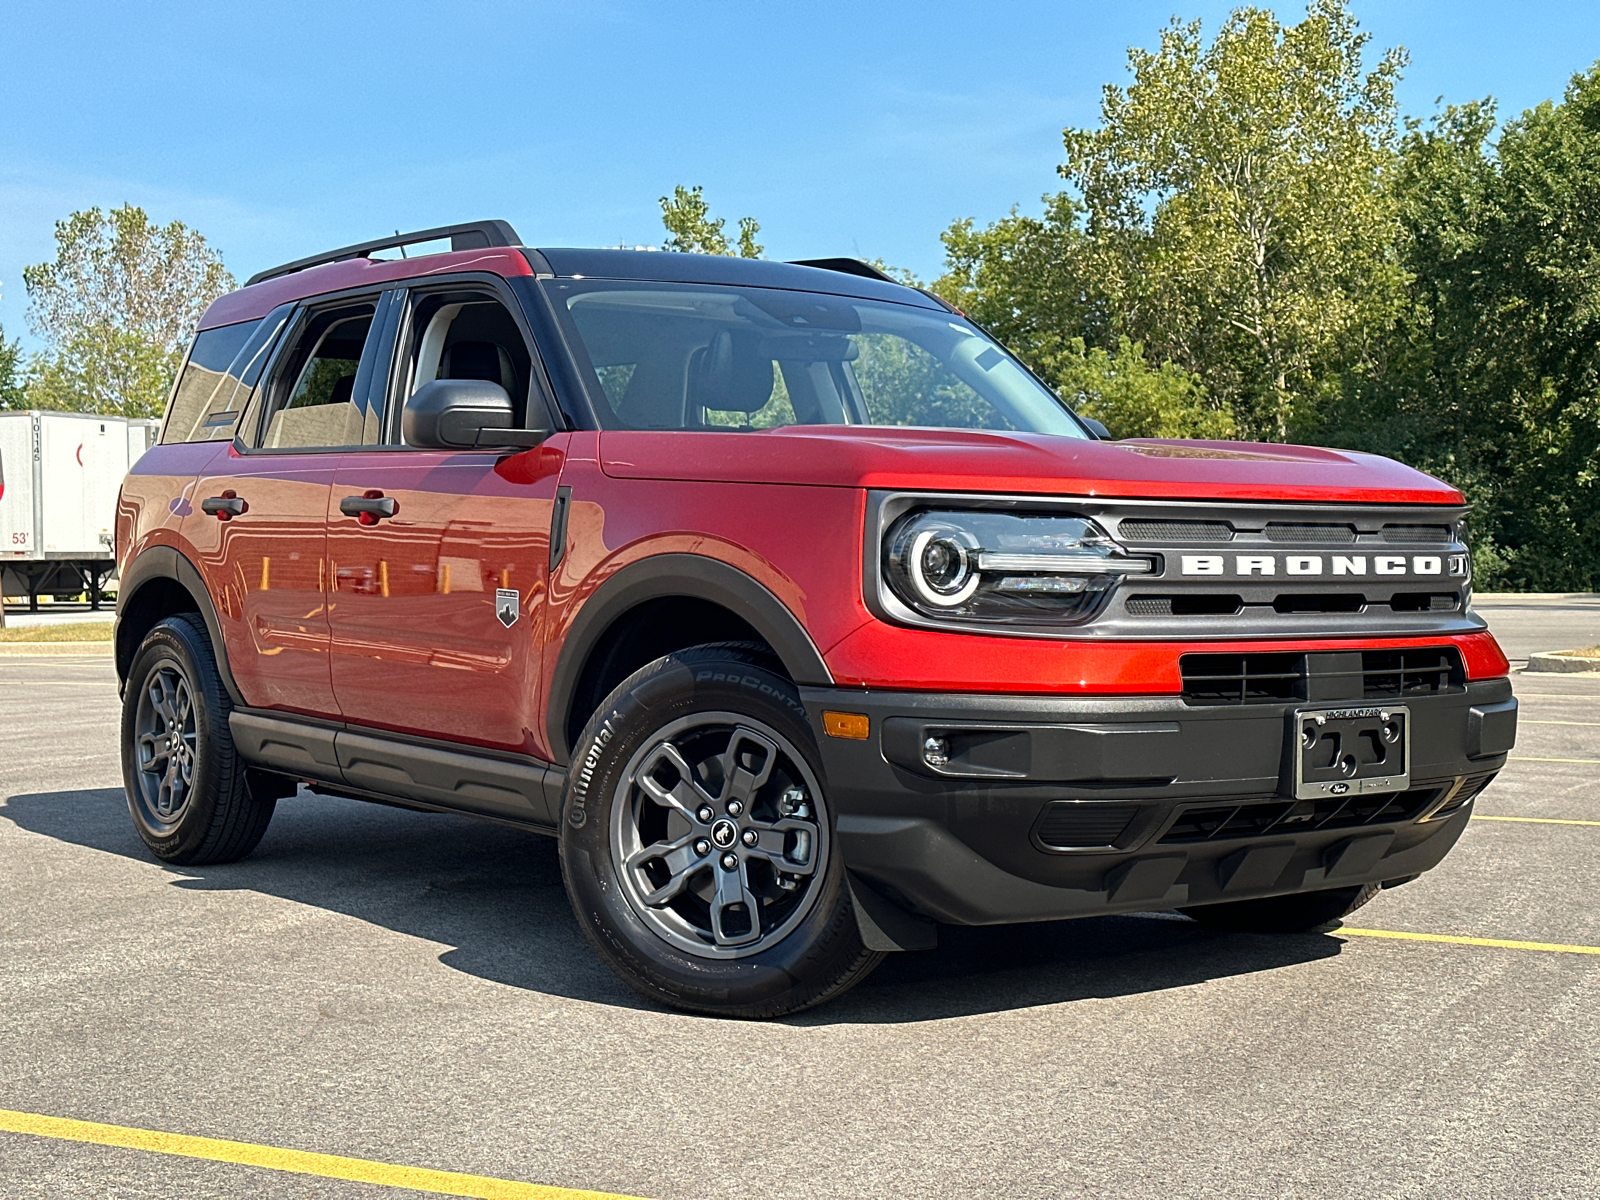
top-left (863, 490), bottom-right (1485, 641)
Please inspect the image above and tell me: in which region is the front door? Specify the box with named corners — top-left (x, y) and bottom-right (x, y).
top-left (188, 295), bottom-right (389, 716)
top-left (326, 285), bottom-right (566, 756)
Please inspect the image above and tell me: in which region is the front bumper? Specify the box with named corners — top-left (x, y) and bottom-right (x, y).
top-left (802, 679), bottom-right (1515, 926)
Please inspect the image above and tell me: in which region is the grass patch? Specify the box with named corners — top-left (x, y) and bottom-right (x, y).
top-left (1569, 646), bottom-right (1600, 659)
top-left (0, 621), bottom-right (115, 643)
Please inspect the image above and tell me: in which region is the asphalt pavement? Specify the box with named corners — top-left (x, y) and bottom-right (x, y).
top-left (2, 608), bottom-right (1598, 1198)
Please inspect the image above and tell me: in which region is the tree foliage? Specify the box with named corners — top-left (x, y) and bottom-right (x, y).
top-left (23, 205), bottom-right (233, 417)
top-left (660, 185), bottom-right (763, 258)
top-left (0, 324), bottom-right (23, 410)
top-left (1059, 0), bottom-right (1407, 440)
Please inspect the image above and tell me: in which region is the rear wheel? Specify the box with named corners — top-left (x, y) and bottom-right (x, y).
top-left (559, 645), bottom-right (882, 1017)
top-left (120, 614), bottom-right (276, 865)
top-left (1180, 881), bottom-right (1382, 933)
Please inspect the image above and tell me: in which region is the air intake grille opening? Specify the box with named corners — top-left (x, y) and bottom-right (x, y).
top-left (1272, 593), bottom-right (1366, 614)
top-left (1383, 524), bottom-right (1452, 543)
top-left (1181, 648), bottom-right (1464, 705)
top-left (1035, 802), bottom-right (1143, 849)
top-left (1361, 648), bottom-right (1461, 697)
top-left (1265, 523), bottom-right (1356, 543)
top-left (1118, 519), bottom-right (1233, 542)
top-left (1127, 594), bottom-right (1243, 616)
top-left (1388, 592), bottom-right (1461, 613)
top-left (1179, 653), bottom-right (1304, 705)
top-left (1157, 786), bottom-right (1444, 844)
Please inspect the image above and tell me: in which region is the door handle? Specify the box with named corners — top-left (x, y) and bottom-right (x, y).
top-left (340, 490), bottom-right (399, 526)
top-left (201, 491), bottom-right (247, 521)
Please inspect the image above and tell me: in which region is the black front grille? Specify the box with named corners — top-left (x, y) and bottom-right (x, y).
top-left (1179, 652), bottom-right (1305, 705)
top-left (1127, 593), bottom-right (1243, 616)
top-left (1180, 648), bottom-right (1464, 705)
top-left (1264, 522), bottom-right (1356, 543)
top-left (1272, 592), bottom-right (1366, 614)
top-left (1361, 648), bottom-right (1460, 697)
top-left (1383, 524), bottom-right (1452, 543)
top-left (1158, 786), bottom-right (1443, 844)
top-left (1118, 519), bottom-right (1234, 542)
top-left (1036, 802), bottom-right (1143, 849)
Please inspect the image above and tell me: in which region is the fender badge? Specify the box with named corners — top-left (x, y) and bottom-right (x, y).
top-left (495, 588), bottom-right (520, 628)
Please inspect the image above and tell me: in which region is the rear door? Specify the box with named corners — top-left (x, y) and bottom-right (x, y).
top-left (188, 293), bottom-right (391, 715)
top-left (326, 280), bottom-right (567, 756)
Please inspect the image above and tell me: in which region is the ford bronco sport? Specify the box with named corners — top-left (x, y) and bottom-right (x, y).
top-left (114, 220), bottom-right (1519, 1017)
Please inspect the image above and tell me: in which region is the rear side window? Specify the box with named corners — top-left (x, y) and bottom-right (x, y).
top-left (161, 320), bottom-right (262, 443)
top-left (254, 302), bottom-right (380, 450)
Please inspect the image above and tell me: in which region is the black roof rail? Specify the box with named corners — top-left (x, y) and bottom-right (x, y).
top-left (244, 220), bottom-right (524, 288)
top-left (787, 257), bottom-right (896, 283)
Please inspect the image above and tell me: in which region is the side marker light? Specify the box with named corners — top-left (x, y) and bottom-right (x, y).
top-left (823, 711), bottom-right (870, 740)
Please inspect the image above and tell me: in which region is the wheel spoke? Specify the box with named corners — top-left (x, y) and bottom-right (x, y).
top-left (625, 834), bottom-right (706, 907)
top-left (743, 818), bottom-right (820, 876)
top-left (635, 741), bottom-right (715, 821)
top-left (717, 726), bottom-right (777, 809)
top-left (138, 731), bottom-right (171, 772)
top-left (710, 857), bottom-right (762, 947)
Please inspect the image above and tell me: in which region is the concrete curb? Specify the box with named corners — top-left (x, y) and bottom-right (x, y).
top-left (0, 642), bottom-right (114, 657)
top-left (1526, 651), bottom-right (1600, 674)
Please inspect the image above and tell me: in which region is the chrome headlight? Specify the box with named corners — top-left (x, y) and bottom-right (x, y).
top-left (884, 510), bottom-right (1153, 626)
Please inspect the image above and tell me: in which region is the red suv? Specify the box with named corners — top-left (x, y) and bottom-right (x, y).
top-left (115, 221), bottom-right (1518, 1016)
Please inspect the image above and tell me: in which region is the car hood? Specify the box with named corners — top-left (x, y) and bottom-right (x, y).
top-left (598, 427), bottom-right (1464, 506)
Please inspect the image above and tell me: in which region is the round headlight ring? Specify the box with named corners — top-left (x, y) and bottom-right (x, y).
top-left (907, 527), bottom-right (980, 608)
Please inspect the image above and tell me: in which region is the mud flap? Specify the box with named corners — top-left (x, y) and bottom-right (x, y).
top-left (848, 872), bottom-right (937, 952)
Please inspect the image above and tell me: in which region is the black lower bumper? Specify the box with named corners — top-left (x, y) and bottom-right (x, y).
top-left (801, 679), bottom-right (1515, 927)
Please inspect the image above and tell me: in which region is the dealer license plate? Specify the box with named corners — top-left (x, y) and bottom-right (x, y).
top-left (1293, 705), bottom-right (1410, 801)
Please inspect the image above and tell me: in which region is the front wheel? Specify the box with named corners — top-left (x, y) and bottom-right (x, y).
top-left (559, 645), bottom-right (882, 1018)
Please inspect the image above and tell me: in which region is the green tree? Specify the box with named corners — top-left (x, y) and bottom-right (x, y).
top-left (660, 185), bottom-right (763, 257)
top-left (23, 205), bottom-right (233, 417)
top-left (1060, 0), bottom-right (1408, 439)
top-left (1330, 78), bottom-right (1600, 590)
top-left (1054, 336), bottom-right (1233, 439)
top-left (0, 323), bottom-right (23, 410)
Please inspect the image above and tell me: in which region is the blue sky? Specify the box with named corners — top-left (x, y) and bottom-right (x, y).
top-left (3, 1), bottom-right (1598, 352)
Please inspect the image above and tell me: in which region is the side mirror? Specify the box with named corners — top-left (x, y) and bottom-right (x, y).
top-left (1080, 416), bottom-right (1113, 440)
top-left (403, 379), bottom-right (549, 449)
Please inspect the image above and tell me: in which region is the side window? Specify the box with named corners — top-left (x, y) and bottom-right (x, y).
top-left (395, 292), bottom-right (534, 443)
top-left (255, 303), bottom-right (377, 450)
top-left (161, 320), bottom-right (260, 444)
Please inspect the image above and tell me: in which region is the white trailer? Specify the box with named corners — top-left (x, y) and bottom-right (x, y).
top-left (0, 410), bottom-right (160, 614)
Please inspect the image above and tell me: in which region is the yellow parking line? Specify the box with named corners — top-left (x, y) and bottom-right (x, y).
top-left (1508, 756), bottom-right (1600, 765)
top-left (1474, 815), bottom-right (1600, 827)
top-left (0, 1109), bottom-right (642, 1200)
top-left (1341, 928), bottom-right (1600, 956)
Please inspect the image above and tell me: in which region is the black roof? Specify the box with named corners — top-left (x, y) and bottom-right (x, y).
top-left (532, 247), bottom-right (942, 309)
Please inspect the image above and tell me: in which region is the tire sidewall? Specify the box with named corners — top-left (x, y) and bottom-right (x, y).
top-left (120, 616), bottom-right (236, 860)
top-left (560, 650), bottom-right (861, 1013)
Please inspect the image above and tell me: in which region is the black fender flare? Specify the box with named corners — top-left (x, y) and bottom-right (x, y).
top-left (545, 553), bottom-right (834, 764)
top-left (115, 545), bottom-right (244, 707)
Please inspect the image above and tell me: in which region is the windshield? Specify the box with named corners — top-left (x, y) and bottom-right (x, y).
top-left (546, 280), bottom-right (1089, 437)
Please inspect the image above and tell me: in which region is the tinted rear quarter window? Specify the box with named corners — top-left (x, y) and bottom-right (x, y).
top-left (161, 314), bottom-right (286, 444)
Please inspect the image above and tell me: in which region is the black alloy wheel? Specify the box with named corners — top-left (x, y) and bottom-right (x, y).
top-left (560, 644), bottom-right (882, 1017)
top-left (120, 614), bottom-right (277, 865)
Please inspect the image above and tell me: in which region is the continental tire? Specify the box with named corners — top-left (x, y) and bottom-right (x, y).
top-left (1180, 881), bottom-right (1383, 934)
top-left (120, 614), bottom-right (276, 865)
top-left (559, 645), bottom-right (882, 1018)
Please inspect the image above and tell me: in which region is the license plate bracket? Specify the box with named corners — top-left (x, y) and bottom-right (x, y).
top-left (1292, 704), bottom-right (1410, 801)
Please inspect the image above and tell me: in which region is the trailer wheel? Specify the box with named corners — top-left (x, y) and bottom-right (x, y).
top-left (120, 614), bottom-right (276, 864)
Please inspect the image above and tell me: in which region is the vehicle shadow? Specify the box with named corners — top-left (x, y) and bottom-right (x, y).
top-left (2, 787), bottom-right (1343, 1023)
